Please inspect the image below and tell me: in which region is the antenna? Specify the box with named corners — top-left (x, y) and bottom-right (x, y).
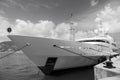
top-left (98, 19), bottom-right (108, 35)
top-left (70, 13), bottom-right (75, 41)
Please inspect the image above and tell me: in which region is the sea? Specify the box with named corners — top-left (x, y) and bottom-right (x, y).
top-left (0, 51), bottom-right (94, 80)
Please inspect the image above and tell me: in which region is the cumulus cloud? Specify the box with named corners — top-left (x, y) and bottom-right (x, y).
top-left (0, 9), bottom-right (5, 15)
top-left (13, 19), bottom-right (56, 38)
top-left (0, 16), bottom-right (104, 42)
top-left (12, 20), bottom-right (72, 40)
top-left (55, 23), bottom-right (71, 40)
top-left (12, 19), bottom-right (99, 41)
top-left (0, 16), bottom-right (99, 41)
top-left (7, 0), bottom-right (25, 10)
top-left (2, 0), bottom-right (120, 42)
top-left (0, 16), bottom-right (58, 41)
top-left (95, 4), bottom-right (120, 33)
top-left (0, 15), bottom-right (11, 42)
top-left (0, 15), bottom-right (106, 42)
top-left (75, 31), bottom-right (96, 39)
top-left (0, 15), bottom-right (10, 35)
top-left (2, 4), bottom-right (117, 42)
top-left (91, 0), bottom-right (99, 6)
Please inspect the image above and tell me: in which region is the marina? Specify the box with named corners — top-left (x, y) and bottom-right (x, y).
top-left (0, 18), bottom-right (119, 80)
top-left (0, 29), bottom-right (119, 80)
top-left (0, 0), bottom-right (120, 80)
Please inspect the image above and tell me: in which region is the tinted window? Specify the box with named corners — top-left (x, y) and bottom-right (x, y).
top-left (78, 40), bottom-right (106, 43)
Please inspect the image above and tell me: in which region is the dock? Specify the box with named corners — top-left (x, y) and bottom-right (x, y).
top-left (94, 56), bottom-right (120, 80)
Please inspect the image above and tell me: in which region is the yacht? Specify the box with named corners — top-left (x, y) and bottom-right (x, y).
top-left (7, 22), bottom-right (118, 74)
top-left (8, 33), bottom-right (118, 74)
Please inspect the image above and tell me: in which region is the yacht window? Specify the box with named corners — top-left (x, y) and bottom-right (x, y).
top-left (78, 40), bottom-right (106, 43)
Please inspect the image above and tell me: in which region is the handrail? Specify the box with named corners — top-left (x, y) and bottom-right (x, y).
top-left (53, 45), bottom-right (120, 62)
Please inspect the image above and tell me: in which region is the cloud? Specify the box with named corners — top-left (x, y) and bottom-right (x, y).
top-left (12, 19), bottom-right (56, 38)
top-left (0, 15), bottom-right (10, 35)
top-left (8, 0), bottom-right (26, 10)
top-left (0, 11), bottom-right (106, 42)
top-left (91, 0), bottom-right (99, 6)
top-left (0, 1), bottom-right (10, 8)
top-left (75, 31), bottom-right (96, 39)
top-left (0, 16), bottom-right (97, 41)
top-left (11, 20), bottom-right (75, 40)
top-left (40, 4), bottom-right (53, 9)
top-left (0, 9), bottom-right (5, 15)
top-left (0, 15), bottom-right (11, 41)
top-left (55, 23), bottom-right (71, 40)
top-left (0, 15), bottom-right (58, 41)
top-left (0, 0), bottom-right (26, 10)
top-left (0, 12), bottom-right (104, 42)
top-left (12, 20), bottom-right (73, 40)
top-left (0, 15), bottom-right (99, 42)
top-left (95, 4), bottom-right (120, 33)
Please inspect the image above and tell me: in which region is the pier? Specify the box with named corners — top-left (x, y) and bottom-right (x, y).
top-left (94, 56), bottom-right (120, 80)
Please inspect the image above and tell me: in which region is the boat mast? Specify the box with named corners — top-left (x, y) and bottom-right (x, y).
top-left (97, 18), bottom-right (106, 36)
top-left (99, 19), bottom-right (104, 34)
top-left (70, 13), bottom-right (75, 41)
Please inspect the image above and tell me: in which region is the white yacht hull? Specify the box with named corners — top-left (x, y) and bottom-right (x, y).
top-left (8, 35), bottom-right (111, 71)
top-left (37, 56), bottom-right (100, 70)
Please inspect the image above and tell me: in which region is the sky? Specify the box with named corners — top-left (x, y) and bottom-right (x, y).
top-left (0, 0), bottom-right (108, 24)
top-left (0, 0), bottom-right (120, 41)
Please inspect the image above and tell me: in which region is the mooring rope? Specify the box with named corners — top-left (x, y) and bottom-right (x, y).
top-left (0, 43), bottom-right (31, 60)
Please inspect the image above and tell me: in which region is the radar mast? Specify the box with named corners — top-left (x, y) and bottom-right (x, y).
top-left (70, 13), bottom-right (76, 41)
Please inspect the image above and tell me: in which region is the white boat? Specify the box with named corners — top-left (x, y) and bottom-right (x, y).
top-left (8, 34), bottom-right (117, 74)
top-left (7, 20), bottom-right (118, 74)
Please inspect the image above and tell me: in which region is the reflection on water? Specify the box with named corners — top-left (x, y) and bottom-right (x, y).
top-left (0, 51), bottom-right (94, 80)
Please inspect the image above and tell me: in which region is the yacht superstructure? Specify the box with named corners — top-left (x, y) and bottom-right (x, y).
top-left (76, 35), bottom-right (117, 51)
